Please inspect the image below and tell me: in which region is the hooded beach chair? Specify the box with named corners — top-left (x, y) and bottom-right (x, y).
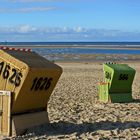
top-left (98, 62), bottom-right (136, 103)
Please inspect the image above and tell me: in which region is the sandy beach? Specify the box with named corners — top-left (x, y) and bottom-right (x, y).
top-left (8, 61), bottom-right (140, 140)
top-left (1, 0), bottom-right (140, 138)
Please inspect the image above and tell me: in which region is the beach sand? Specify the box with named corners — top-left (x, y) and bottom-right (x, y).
top-left (9, 61), bottom-right (140, 140)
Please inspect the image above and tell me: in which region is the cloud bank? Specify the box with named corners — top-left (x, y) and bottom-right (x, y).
top-left (0, 25), bottom-right (140, 41)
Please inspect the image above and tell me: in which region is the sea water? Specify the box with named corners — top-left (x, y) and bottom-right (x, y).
top-left (1, 42), bottom-right (140, 61)
top-left (33, 47), bottom-right (140, 55)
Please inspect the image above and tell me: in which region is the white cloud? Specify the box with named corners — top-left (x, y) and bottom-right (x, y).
top-left (0, 7), bottom-right (56, 13)
top-left (16, 7), bottom-right (56, 12)
top-left (74, 27), bottom-right (84, 33)
top-left (9, 0), bottom-right (71, 2)
top-left (17, 25), bottom-right (37, 33)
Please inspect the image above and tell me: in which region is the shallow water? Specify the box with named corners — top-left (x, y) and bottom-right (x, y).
top-left (33, 48), bottom-right (140, 55)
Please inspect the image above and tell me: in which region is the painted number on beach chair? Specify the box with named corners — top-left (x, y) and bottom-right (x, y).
top-left (118, 74), bottom-right (128, 80)
top-left (30, 77), bottom-right (53, 91)
top-left (0, 61), bottom-right (22, 87)
top-left (105, 71), bottom-right (111, 80)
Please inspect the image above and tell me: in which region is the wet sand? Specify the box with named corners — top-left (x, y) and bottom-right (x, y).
top-left (10, 61), bottom-right (140, 140)
top-left (45, 53), bottom-right (140, 62)
top-left (2, 45), bottom-right (140, 62)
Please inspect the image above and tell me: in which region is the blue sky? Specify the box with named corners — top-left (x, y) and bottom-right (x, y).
top-left (0, 0), bottom-right (140, 42)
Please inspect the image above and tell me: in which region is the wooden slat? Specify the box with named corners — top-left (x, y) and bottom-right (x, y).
top-left (0, 91), bottom-right (11, 136)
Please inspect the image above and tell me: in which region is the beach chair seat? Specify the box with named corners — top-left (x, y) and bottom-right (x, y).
top-left (98, 62), bottom-right (136, 103)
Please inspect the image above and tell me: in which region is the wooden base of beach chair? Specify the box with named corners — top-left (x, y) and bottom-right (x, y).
top-left (11, 111), bottom-right (49, 136)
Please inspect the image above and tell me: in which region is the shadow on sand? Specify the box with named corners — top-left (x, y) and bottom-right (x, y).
top-left (133, 99), bottom-right (140, 103)
top-left (28, 120), bottom-right (140, 136)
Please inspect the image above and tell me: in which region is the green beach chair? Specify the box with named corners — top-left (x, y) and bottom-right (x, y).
top-left (98, 62), bottom-right (136, 103)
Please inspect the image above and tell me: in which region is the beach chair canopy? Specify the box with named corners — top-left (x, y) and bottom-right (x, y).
top-left (0, 49), bottom-right (62, 114)
top-left (103, 63), bottom-right (136, 93)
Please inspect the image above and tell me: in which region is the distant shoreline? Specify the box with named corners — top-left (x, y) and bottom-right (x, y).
top-left (1, 45), bottom-right (140, 50)
top-left (1, 45), bottom-right (140, 62)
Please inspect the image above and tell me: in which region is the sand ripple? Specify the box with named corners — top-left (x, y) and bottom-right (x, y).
top-left (10, 62), bottom-right (140, 140)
